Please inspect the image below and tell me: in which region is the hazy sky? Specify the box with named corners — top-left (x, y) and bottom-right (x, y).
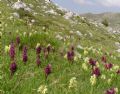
top-left (52, 0), bottom-right (120, 13)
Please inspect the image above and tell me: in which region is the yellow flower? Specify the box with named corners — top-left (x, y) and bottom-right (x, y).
top-left (37, 85), bottom-right (47, 94)
top-left (23, 32), bottom-right (26, 36)
top-left (29, 33), bottom-right (32, 37)
top-left (84, 57), bottom-right (89, 63)
top-left (114, 88), bottom-right (118, 93)
top-left (0, 32), bottom-right (2, 36)
top-left (84, 50), bottom-right (88, 55)
top-left (96, 62), bottom-right (100, 67)
top-left (69, 77), bottom-right (77, 89)
top-left (101, 74), bottom-right (106, 80)
top-left (36, 43), bottom-right (40, 48)
top-left (82, 63), bottom-right (88, 71)
top-left (90, 75), bottom-right (96, 86)
top-left (5, 45), bottom-right (10, 53)
top-left (107, 79), bottom-right (112, 84)
top-left (16, 30), bottom-right (19, 33)
top-left (64, 54), bottom-right (67, 59)
top-left (113, 65), bottom-right (119, 71)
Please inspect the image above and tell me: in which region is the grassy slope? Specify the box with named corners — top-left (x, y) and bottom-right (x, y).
top-left (0, 0), bottom-right (120, 94)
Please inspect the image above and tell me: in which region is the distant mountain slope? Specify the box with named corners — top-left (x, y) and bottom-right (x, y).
top-left (81, 12), bottom-right (120, 31)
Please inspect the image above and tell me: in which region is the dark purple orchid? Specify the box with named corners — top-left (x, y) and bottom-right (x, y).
top-left (116, 70), bottom-right (120, 74)
top-left (67, 51), bottom-right (74, 62)
top-left (101, 56), bottom-right (107, 63)
top-left (16, 36), bottom-right (20, 45)
top-left (105, 88), bottom-right (116, 94)
top-left (36, 46), bottom-right (41, 54)
top-left (10, 61), bottom-right (17, 75)
top-left (105, 63), bottom-right (113, 70)
top-left (44, 64), bottom-right (52, 78)
top-left (47, 44), bottom-right (51, 53)
top-left (36, 55), bottom-right (41, 67)
top-left (92, 67), bottom-right (101, 77)
top-left (9, 43), bottom-right (15, 60)
top-left (44, 48), bottom-right (48, 59)
top-left (22, 46), bottom-right (28, 63)
top-left (89, 58), bottom-right (96, 66)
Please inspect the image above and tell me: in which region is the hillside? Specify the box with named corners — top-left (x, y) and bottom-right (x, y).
top-left (0, 0), bottom-right (120, 94)
top-left (81, 12), bottom-right (120, 34)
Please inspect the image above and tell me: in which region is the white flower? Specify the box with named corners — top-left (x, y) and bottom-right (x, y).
top-left (69, 77), bottom-right (77, 89)
top-left (37, 85), bottom-right (47, 94)
top-left (90, 75), bottom-right (96, 86)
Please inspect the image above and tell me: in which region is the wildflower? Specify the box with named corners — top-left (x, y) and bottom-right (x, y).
top-left (105, 87), bottom-right (118, 94)
top-left (96, 62), bottom-right (100, 67)
top-left (105, 63), bottom-right (113, 70)
top-left (0, 32), bottom-right (2, 37)
top-left (44, 64), bottom-right (52, 78)
top-left (82, 63), bottom-right (88, 71)
top-left (10, 61), bottom-right (17, 76)
top-left (16, 36), bottom-right (20, 45)
top-left (36, 55), bottom-right (41, 67)
top-left (113, 65), bottom-right (119, 71)
top-left (64, 54), bottom-right (67, 59)
top-left (9, 43), bottom-right (15, 60)
top-left (37, 85), bottom-right (47, 94)
top-left (89, 58), bottom-right (96, 66)
top-left (101, 74), bottom-right (106, 80)
top-left (47, 44), bottom-right (51, 53)
top-left (23, 32), bottom-right (26, 36)
top-left (44, 48), bottom-right (48, 59)
top-left (90, 75), bottom-right (96, 86)
top-left (116, 70), bottom-right (120, 74)
top-left (84, 49), bottom-right (88, 55)
top-left (67, 51), bottom-right (74, 62)
top-left (107, 79), bottom-right (112, 84)
top-left (92, 67), bottom-right (101, 77)
top-left (101, 56), bottom-right (107, 63)
top-left (22, 46), bottom-right (28, 63)
top-left (29, 32), bottom-right (32, 37)
top-left (36, 44), bottom-right (41, 54)
top-left (5, 45), bottom-right (10, 53)
top-left (69, 77), bottom-right (77, 89)
top-left (84, 57), bottom-right (89, 63)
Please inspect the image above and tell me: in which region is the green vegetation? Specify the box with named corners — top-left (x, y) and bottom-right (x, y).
top-left (0, 0), bottom-right (120, 94)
